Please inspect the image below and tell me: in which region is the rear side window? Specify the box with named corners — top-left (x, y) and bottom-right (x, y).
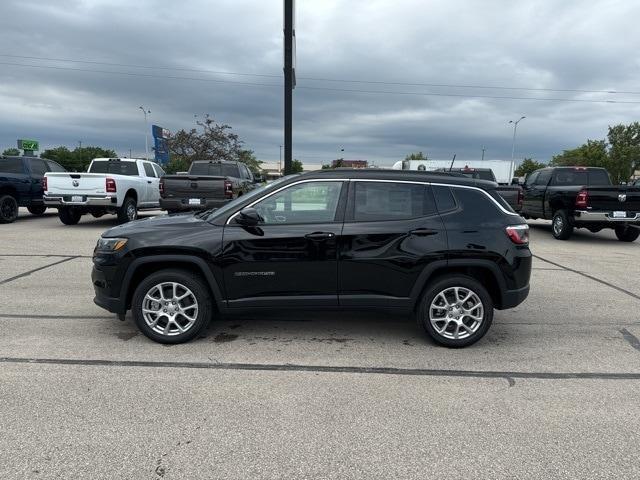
top-left (89, 161), bottom-right (139, 176)
top-left (143, 163), bottom-right (156, 177)
top-left (552, 169), bottom-right (587, 186)
top-left (29, 159), bottom-right (49, 176)
top-left (46, 161), bottom-right (65, 172)
top-left (588, 169), bottom-right (611, 185)
top-left (0, 158), bottom-right (25, 174)
top-left (352, 182), bottom-right (434, 221)
top-left (432, 185), bottom-right (457, 213)
top-left (153, 164), bottom-right (165, 177)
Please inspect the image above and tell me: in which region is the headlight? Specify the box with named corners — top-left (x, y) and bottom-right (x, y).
top-left (95, 237), bottom-right (128, 252)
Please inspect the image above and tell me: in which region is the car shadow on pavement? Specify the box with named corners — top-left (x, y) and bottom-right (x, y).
top-left (528, 222), bottom-right (628, 244)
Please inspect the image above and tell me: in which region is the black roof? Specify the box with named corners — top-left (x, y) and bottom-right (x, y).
top-left (298, 168), bottom-right (498, 189)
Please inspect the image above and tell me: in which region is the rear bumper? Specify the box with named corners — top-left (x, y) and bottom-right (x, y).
top-left (574, 210), bottom-right (640, 223)
top-left (160, 197), bottom-right (230, 211)
top-left (44, 194), bottom-right (117, 207)
top-left (499, 284), bottom-right (530, 310)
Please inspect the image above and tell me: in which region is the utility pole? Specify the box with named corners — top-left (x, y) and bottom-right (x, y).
top-left (129, 148), bottom-right (132, 158)
top-left (481, 146), bottom-right (485, 161)
top-left (283, 0), bottom-right (295, 175)
top-left (509, 116), bottom-right (526, 180)
top-left (139, 106), bottom-right (151, 159)
top-left (279, 144), bottom-right (283, 174)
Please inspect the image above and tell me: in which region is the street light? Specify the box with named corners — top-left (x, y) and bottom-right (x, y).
top-left (139, 106), bottom-right (151, 159)
top-left (508, 116), bottom-right (525, 180)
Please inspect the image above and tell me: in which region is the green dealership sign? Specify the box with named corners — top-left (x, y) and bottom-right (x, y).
top-left (17, 139), bottom-right (39, 151)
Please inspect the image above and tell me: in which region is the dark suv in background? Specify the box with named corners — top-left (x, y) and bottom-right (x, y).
top-left (92, 169), bottom-right (532, 347)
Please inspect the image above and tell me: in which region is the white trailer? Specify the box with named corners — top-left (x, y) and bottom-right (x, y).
top-left (392, 159), bottom-right (515, 184)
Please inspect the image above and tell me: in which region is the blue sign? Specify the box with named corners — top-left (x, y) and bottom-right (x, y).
top-left (152, 125), bottom-right (171, 165)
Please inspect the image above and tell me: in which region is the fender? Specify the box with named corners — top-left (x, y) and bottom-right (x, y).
top-left (408, 258), bottom-right (507, 307)
top-left (120, 254), bottom-right (225, 310)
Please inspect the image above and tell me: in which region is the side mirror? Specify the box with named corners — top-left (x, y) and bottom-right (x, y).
top-left (511, 177), bottom-right (520, 185)
top-left (236, 207), bottom-right (263, 226)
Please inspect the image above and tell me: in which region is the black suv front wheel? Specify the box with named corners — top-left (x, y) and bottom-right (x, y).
top-left (419, 275), bottom-right (494, 348)
top-left (132, 269), bottom-right (213, 344)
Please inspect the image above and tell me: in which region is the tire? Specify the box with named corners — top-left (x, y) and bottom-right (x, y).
top-left (615, 225), bottom-right (640, 242)
top-left (131, 269), bottom-right (213, 344)
top-left (551, 210), bottom-right (573, 240)
top-left (419, 275), bottom-right (494, 348)
top-left (0, 194), bottom-right (19, 223)
top-left (91, 211), bottom-right (105, 218)
top-left (27, 205), bottom-right (47, 215)
top-left (117, 196), bottom-right (138, 224)
top-left (58, 207), bottom-right (82, 225)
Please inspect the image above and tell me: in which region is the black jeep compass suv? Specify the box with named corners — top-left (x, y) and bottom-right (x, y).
top-left (92, 169), bottom-right (531, 347)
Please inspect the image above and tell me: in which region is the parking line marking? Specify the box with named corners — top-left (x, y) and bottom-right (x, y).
top-left (533, 254), bottom-right (640, 301)
top-left (0, 313), bottom-right (112, 320)
top-left (0, 254), bottom-right (92, 258)
top-left (0, 257), bottom-right (80, 285)
top-left (1, 356), bottom-right (640, 381)
top-left (620, 328), bottom-right (640, 352)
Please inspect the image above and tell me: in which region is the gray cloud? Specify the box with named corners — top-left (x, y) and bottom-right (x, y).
top-left (1, 0), bottom-right (639, 166)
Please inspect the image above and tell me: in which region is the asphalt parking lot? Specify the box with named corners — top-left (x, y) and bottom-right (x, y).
top-left (2, 209), bottom-right (640, 479)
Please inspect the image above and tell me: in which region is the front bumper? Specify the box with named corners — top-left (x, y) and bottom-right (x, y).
top-left (44, 194), bottom-right (117, 207)
top-left (160, 197), bottom-right (230, 211)
top-left (92, 263), bottom-right (126, 314)
top-left (574, 210), bottom-right (640, 223)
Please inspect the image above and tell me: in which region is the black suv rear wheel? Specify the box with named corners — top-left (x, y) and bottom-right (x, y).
top-left (615, 225), bottom-right (640, 242)
top-left (419, 275), bottom-right (494, 348)
top-left (131, 269), bottom-right (213, 344)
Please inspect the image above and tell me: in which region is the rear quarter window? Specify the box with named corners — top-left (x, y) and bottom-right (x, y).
top-left (450, 187), bottom-right (508, 223)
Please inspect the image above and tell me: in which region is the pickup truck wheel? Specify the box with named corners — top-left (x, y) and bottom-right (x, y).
top-left (614, 225), bottom-right (640, 242)
top-left (58, 207), bottom-right (82, 225)
top-left (132, 269), bottom-right (212, 344)
top-left (551, 210), bottom-right (573, 240)
top-left (0, 195), bottom-right (19, 223)
top-left (27, 205), bottom-right (47, 215)
top-left (419, 275), bottom-right (493, 348)
top-left (117, 196), bottom-right (138, 224)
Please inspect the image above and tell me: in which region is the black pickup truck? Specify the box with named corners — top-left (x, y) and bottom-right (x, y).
top-left (521, 166), bottom-right (640, 241)
top-left (0, 156), bottom-right (66, 223)
top-left (159, 160), bottom-right (258, 212)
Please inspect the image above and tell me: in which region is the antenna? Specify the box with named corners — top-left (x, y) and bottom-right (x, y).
top-left (449, 154), bottom-right (457, 171)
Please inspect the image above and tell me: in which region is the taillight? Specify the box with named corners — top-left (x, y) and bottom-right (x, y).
top-left (42, 176), bottom-right (47, 191)
top-left (106, 177), bottom-right (117, 193)
top-left (517, 188), bottom-right (524, 208)
top-left (506, 225), bottom-right (529, 245)
top-left (159, 179), bottom-right (164, 195)
top-left (224, 180), bottom-right (233, 199)
top-left (575, 189), bottom-right (589, 209)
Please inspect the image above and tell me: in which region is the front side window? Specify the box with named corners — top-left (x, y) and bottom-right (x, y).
top-left (0, 158), bottom-right (25, 174)
top-left (353, 182), bottom-right (433, 221)
top-left (535, 170), bottom-right (552, 186)
top-left (525, 171), bottom-right (539, 186)
top-left (252, 181), bottom-right (343, 225)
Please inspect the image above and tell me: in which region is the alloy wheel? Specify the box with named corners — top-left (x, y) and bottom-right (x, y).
top-left (553, 216), bottom-right (563, 236)
top-left (429, 286), bottom-right (484, 340)
top-left (142, 282), bottom-right (199, 336)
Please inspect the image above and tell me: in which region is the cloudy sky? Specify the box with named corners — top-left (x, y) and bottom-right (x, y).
top-left (1, 0), bottom-right (640, 166)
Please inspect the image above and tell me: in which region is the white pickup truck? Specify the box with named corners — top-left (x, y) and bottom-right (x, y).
top-left (44, 158), bottom-right (164, 225)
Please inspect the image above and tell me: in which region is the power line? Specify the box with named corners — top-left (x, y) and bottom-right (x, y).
top-left (2, 61), bottom-right (640, 104)
top-left (1, 53), bottom-right (639, 96)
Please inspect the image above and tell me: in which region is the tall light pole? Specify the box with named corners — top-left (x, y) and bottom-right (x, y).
top-left (139, 106), bottom-right (151, 159)
top-left (509, 116), bottom-right (525, 180)
top-left (481, 145), bottom-right (485, 161)
top-left (279, 145), bottom-right (283, 174)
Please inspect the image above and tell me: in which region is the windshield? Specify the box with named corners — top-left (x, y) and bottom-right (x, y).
top-left (197, 175), bottom-right (296, 220)
top-left (189, 162), bottom-right (240, 177)
top-left (89, 160), bottom-right (139, 176)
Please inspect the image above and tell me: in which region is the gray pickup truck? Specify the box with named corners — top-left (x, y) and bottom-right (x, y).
top-left (159, 160), bottom-right (258, 212)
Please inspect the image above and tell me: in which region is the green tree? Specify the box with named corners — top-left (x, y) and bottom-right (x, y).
top-left (550, 139), bottom-right (608, 168)
top-left (291, 159), bottom-right (304, 174)
top-left (237, 149), bottom-right (263, 173)
top-left (514, 158), bottom-right (547, 177)
top-left (405, 151), bottom-right (427, 161)
top-left (606, 122), bottom-right (640, 183)
top-left (164, 157), bottom-right (190, 174)
top-left (2, 148), bottom-right (20, 156)
top-left (41, 146), bottom-right (116, 171)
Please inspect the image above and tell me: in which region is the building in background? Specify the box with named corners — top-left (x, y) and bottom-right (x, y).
top-left (331, 159), bottom-right (368, 168)
top-left (260, 161), bottom-right (323, 180)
